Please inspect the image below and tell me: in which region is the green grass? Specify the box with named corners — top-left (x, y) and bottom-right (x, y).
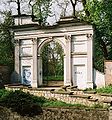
top-left (84, 85), bottom-right (112, 94)
top-left (0, 89), bottom-right (108, 116)
top-left (43, 76), bottom-right (64, 81)
top-left (42, 100), bottom-right (86, 108)
top-left (0, 89), bottom-right (86, 108)
top-left (96, 85), bottom-right (112, 94)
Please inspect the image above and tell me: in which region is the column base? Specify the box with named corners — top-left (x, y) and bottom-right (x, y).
top-left (32, 80), bottom-right (37, 88)
top-left (86, 81), bottom-right (93, 89)
top-left (64, 80), bottom-right (72, 86)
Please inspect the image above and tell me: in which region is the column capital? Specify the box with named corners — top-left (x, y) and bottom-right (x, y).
top-left (48, 36), bottom-right (53, 40)
top-left (65, 34), bottom-right (71, 43)
top-left (32, 38), bottom-right (37, 45)
top-left (86, 33), bottom-right (93, 39)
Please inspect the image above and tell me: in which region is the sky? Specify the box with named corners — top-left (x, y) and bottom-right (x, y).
top-left (0, 0), bottom-right (83, 25)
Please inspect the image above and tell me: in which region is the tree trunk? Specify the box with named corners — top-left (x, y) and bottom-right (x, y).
top-left (70, 0), bottom-right (77, 17)
top-left (17, 0), bottom-right (21, 15)
top-left (100, 40), bottom-right (108, 59)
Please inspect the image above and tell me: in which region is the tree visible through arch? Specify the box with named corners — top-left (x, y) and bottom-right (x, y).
top-left (41, 41), bottom-right (64, 82)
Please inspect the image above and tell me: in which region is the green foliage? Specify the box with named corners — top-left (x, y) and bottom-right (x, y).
top-left (96, 85), bottom-right (112, 94)
top-left (84, 85), bottom-right (112, 94)
top-left (33, 0), bottom-right (52, 25)
top-left (43, 76), bottom-right (64, 81)
top-left (91, 103), bottom-right (104, 109)
top-left (0, 89), bottom-right (89, 116)
top-left (43, 100), bottom-right (86, 108)
top-left (42, 41), bottom-right (64, 80)
top-left (0, 89), bottom-right (9, 98)
top-left (0, 90), bottom-right (43, 116)
top-left (77, 0), bottom-right (112, 72)
top-left (0, 11), bottom-right (14, 70)
top-left (31, 95), bottom-right (46, 106)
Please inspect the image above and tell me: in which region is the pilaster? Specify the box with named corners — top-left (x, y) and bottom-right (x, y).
top-left (14, 39), bottom-right (20, 82)
top-left (32, 38), bottom-right (38, 87)
top-left (87, 34), bottom-right (93, 88)
top-left (37, 55), bottom-right (43, 86)
top-left (64, 35), bottom-right (72, 85)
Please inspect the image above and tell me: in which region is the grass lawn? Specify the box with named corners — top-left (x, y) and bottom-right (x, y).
top-left (96, 85), bottom-right (112, 94)
top-left (84, 85), bottom-right (112, 94)
top-left (43, 76), bottom-right (64, 81)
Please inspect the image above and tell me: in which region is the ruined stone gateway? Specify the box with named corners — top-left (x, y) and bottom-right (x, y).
top-left (11, 15), bottom-right (94, 89)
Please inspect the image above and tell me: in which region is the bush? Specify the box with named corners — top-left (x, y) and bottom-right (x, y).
top-left (0, 90), bottom-right (43, 116)
top-left (0, 90), bottom-right (90, 116)
top-left (0, 89), bottom-right (9, 98)
top-left (32, 95), bottom-right (47, 106)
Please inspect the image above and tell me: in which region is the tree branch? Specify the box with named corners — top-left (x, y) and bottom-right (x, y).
top-left (82, 0), bottom-right (90, 17)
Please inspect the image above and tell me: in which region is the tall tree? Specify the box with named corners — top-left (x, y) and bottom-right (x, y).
top-left (79, 0), bottom-right (112, 72)
top-left (0, 11), bottom-right (14, 69)
top-left (33, 0), bottom-right (52, 25)
top-left (42, 41), bottom-right (64, 80)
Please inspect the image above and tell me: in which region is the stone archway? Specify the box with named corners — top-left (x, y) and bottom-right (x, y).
top-left (12, 15), bottom-right (94, 89)
top-left (37, 37), bottom-right (66, 86)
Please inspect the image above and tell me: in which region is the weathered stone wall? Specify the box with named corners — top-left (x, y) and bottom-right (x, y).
top-left (93, 69), bottom-right (105, 88)
top-left (5, 85), bottom-right (112, 107)
top-left (105, 60), bottom-right (112, 86)
top-left (0, 106), bottom-right (109, 120)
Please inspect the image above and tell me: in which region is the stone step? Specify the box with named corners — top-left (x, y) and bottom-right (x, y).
top-left (83, 91), bottom-right (97, 94)
top-left (69, 94), bottom-right (92, 99)
top-left (98, 93), bottom-right (112, 97)
top-left (51, 91), bottom-right (74, 95)
top-left (70, 88), bottom-right (81, 91)
top-left (88, 98), bottom-right (98, 102)
top-left (102, 100), bottom-right (112, 105)
top-left (61, 85), bottom-right (70, 90)
top-left (67, 86), bottom-right (78, 90)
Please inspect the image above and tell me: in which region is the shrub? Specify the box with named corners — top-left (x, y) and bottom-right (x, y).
top-left (0, 90), bottom-right (43, 116)
top-left (0, 89), bottom-right (10, 98)
top-left (32, 95), bottom-right (46, 106)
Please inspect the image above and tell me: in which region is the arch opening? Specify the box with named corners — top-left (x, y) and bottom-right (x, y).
top-left (39, 40), bottom-right (64, 87)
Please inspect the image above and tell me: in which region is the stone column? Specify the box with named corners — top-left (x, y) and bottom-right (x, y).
top-left (14, 39), bottom-right (20, 83)
top-left (32, 38), bottom-right (38, 88)
top-left (64, 35), bottom-right (72, 86)
top-left (87, 34), bottom-right (93, 88)
top-left (37, 55), bottom-right (43, 86)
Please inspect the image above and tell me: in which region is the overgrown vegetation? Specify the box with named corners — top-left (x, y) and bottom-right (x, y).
top-left (0, 90), bottom-right (43, 116)
top-left (84, 85), bottom-right (112, 94)
top-left (0, 88), bottom-right (110, 117)
top-left (96, 85), bottom-right (112, 94)
top-left (42, 42), bottom-right (64, 81)
top-left (0, 89), bottom-right (87, 116)
top-left (43, 76), bottom-right (64, 81)
top-left (0, 11), bottom-right (14, 71)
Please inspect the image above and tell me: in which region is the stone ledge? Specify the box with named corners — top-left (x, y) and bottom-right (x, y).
top-left (83, 91), bottom-right (97, 94)
top-left (69, 94), bottom-right (91, 99)
top-left (42, 107), bottom-right (108, 111)
top-left (70, 88), bottom-right (82, 91)
top-left (88, 98), bottom-right (98, 102)
top-left (98, 93), bottom-right (112, 97)
top-left (51, 91), bottom-right (74, 95)
top-left (102, 100), bottom-right (112, 104)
